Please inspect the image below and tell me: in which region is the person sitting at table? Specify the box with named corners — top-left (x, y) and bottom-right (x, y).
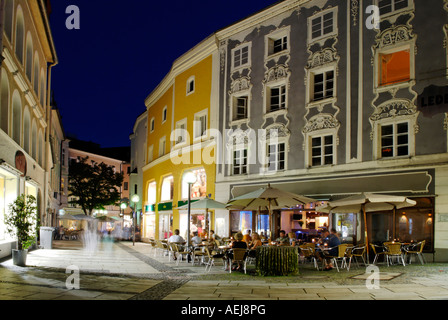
top-left (227, 232), bottom-right (248, 271)
top-left (191, 232), bottom-right (203, 246)
top-left (288, 232), bottom-right (297, 246)
top-left (168, 229), bottom-right (185, 244)
top-left (276, 230), bottom-right (289, 245)
top-left (248, 232), bottom-right (262, 258)
top-left (242, 229), bottom-right (252, 245)
top-left (316, 229), bottom-right (341, 271)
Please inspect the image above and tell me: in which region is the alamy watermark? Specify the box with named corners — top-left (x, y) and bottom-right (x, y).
top-left (66, 5), bottom-right (80, 30)
top-left (66, 265), bottom-right (80, 290)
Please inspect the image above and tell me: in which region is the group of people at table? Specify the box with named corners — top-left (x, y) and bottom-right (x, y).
top-left (165, 227), bottom-right (342, 271)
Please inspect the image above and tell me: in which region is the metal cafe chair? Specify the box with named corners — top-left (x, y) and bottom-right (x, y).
top-left (384, 242), bottom-right (406, 267)
top-left (345, 245), bottom-right (367, 271)
top-left (403, 240), bottom-right (426, 265)
top-left (371, 244), bottom-right (388, 265)
top-left (299, 245), bottom-right (318, 270)
top-left (322, 244), bottom-right (350, 272)
top-left (229, 248), bottom-right (248, 274)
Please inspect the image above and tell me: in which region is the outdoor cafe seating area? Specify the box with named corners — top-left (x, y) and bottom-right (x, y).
top-left (146, 232), bottom-right (428, 276)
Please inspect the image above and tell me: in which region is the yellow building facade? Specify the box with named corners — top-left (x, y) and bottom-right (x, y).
top-left (142, 36), bottom-right (219, 241)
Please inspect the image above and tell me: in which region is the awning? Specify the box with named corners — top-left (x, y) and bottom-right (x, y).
top-left (230, 170), bottom-right (433, 200)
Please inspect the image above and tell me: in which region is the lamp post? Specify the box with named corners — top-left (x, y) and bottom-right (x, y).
top-left (131, 194), bottom-right (140, 246)
top-left (184, 172), bottom-right (197, 258)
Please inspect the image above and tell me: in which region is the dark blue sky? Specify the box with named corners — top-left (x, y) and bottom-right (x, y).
top-left (49, 0), bottom-right (280, 148)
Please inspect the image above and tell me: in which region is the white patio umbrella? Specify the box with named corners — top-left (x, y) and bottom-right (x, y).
top-left (226, 184), bottom-right (316, 238)
top-left (317, 193), bottom-right (417, 260)
top-left (177, 197), bottom-right (228, 237)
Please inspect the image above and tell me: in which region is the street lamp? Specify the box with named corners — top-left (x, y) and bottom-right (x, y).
top-left (131, 194), bottom-right (140, 246)
top-left (184, 172), bottom-right (197, 258)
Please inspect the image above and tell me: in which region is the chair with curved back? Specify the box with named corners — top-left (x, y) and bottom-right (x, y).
top-left (299, 244), bottom-right (318, 270)
top-left (322, 244), bottom-right (349, 272)
top-left (384, 242), bottom-right (406, 267)
top-left (371, 244), bottom-right (387, 265)
top-left (173, 243), bottom-right (190, 265)
top-left (345, 245), bottom-right (367, 271)
top-left (229, 248), bottom-right (248, 274)
top-left (404, 240), bottom-right (426, 265)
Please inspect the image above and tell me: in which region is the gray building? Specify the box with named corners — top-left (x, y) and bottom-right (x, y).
top-left (213, 0), bottom-right (448, 261)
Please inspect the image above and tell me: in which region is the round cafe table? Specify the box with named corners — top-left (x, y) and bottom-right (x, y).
top-left (255, 246), bottom-right (299, 276)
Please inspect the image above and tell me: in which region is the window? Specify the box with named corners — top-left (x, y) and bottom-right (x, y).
top-left (233, 149), bottom-right (248, 175)
top-left (15, 8), bottom-right (25, 64)
top-left (311, 70), bottom-right (334, 101)
top-left (379, 49), bottom-right (410, 86)
top-left (161, 176), bottom-right (174, 202)
top-left (309, 9), bottom-right (336, 42)
top-left (187, 77), bottom-right (195, 95)
top-left (379, 0), bottom-right (409, 16)
top-left (162, 106), bottom-right (167, 123)
top-left (268, 143), bottom-right (285, 172)
top-left (159, 136), bottom-right (166, 157)
top-left (175, 119), bottom-right (187, 145)
top-left (233, 45), bottom-right (250, 69)
top-left (381, 122), bottom-right (409, 158)
top-left (233, 96), bottom-right (248, 121)
top-left (124, 182), bottom-right (128, 191)
top-left (194, 111), bottom-right (207, 139)
top-left (150, 118), bottom-right (155, 133)
top-left (268, 85), bottom-right (286, 112)
top-left (181, 168), bottom-right (207, 199)
top-left (267, 32), bottom-right (289, 56)
top-left (311, 135), bottom-right (334, 167)
top-left (147, 145), bottom-right (154, 163)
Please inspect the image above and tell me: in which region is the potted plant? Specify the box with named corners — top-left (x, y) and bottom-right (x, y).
top-left (4, 194), bottom-right (39, 266)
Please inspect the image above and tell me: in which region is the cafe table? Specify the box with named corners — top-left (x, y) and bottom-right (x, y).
top-left (255, 245), bottom-right (299, 276)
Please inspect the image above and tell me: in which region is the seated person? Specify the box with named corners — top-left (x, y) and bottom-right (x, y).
top-left (275, 230), bottom-right (289, 245)
top-left (227, 232), bottom-right (248, 271)
top-left (316, 229), bottom-right (341, 271)
top-left (288, 232), bottom-right (297, 246)
top-left (248, 232), bottom-right (263, 258)
top-left (191, 232), bottom-right (203, 246)
top-left (242, 229), bottom-right (252, 245)
top-left (168, 229), bottom-right (185, 244)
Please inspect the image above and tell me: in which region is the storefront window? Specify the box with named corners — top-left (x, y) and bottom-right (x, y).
top-left (181, 168), bottom-right (207, 199)
top-left (147, 181), bottom-right (156, 206)
top-left (159, 214), bottom-right (172, 240)
top-left (333, 213), bottom-right (359, 243)
top-left (144, 213), bottom-right (155, 239)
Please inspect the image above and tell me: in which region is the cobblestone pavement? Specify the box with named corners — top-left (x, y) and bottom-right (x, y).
top-left (1, 240), bottom-right (448, 301)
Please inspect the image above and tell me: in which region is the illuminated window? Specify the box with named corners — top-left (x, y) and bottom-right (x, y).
top-left (379, 50), bottom-right (410, 86)
top-left (181, 169), bottom-right (207, 199)
top-left (161, 176), bottom-right (173, 202)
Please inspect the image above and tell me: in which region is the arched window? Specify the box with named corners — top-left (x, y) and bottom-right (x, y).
top-left (33, 54), bottom-right (40, 93)
top-left (40, 70), bottom-right (46, 107)
top-left (38, 130), bottom-right (44, 167)
top-left (147, 181), bottom-right (157, 211)
top-left (23, 107), bottom-right (31, 154)
top-left (4, 0), bottom-right (14, 41)
top-left (12, 91), bottom-right (22, 145)
top-left (25, 33), bottom-right (33, 81)
top-left (0, 69), bottom-right (10, 134)
top-left (15, 6), bottom-right (25, 64)
top-left (31, 120), bottom-right (37, 160)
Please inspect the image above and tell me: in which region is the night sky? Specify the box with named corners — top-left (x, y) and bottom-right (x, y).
top-left (49, 0), bottom-right (280, 148)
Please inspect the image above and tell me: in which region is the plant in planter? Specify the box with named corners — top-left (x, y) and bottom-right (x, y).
top-left (4, 194), bottom-right (39, 266)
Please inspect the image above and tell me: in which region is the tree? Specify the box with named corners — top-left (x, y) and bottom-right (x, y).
top-left (68, 157), bottom-right (124, 216)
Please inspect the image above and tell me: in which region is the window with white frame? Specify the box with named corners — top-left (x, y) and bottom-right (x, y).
top-left (187, 76), bottom-right (195, 95)
top-left (161, 175), bottom-right (174, 202)
top-left (232, 96), bottom-right (248, 121)
top-left (232, 148), bottom-right (248, 175)
top-left (311, 69), bottom-right (335, 102)
top-left (267, 142), bottom-right (286, 172)
top-left (147, 145), bottom-right (154, 163)
top-left (378, 0), bottom-right (411, 16)
top-left (266, 28), bottom-right (289, 57)
top-left (309, 8), bottom-right (337, 43)
top-left (232, 44), bottom-right (250, 70)
top-left (194, 110), bottom-right (208, 139)
top-left (159, 136), bottom-right (166, 157)
top-left (311, 135), bottom-right (334, 167)
top-left (150, 117), bottom-right (155, 133)
top-left (162, 106), bottom-right (168, 123)
top-left (380, 122), bottom-right (409, 158)
top-left (267, 85), bottom-right (287, 113)
top-left (175, 119), bottom-right (187, 145)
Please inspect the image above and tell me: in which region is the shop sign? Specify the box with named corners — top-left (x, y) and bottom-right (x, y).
top-left (417, 85), bottom-right (448, 117)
